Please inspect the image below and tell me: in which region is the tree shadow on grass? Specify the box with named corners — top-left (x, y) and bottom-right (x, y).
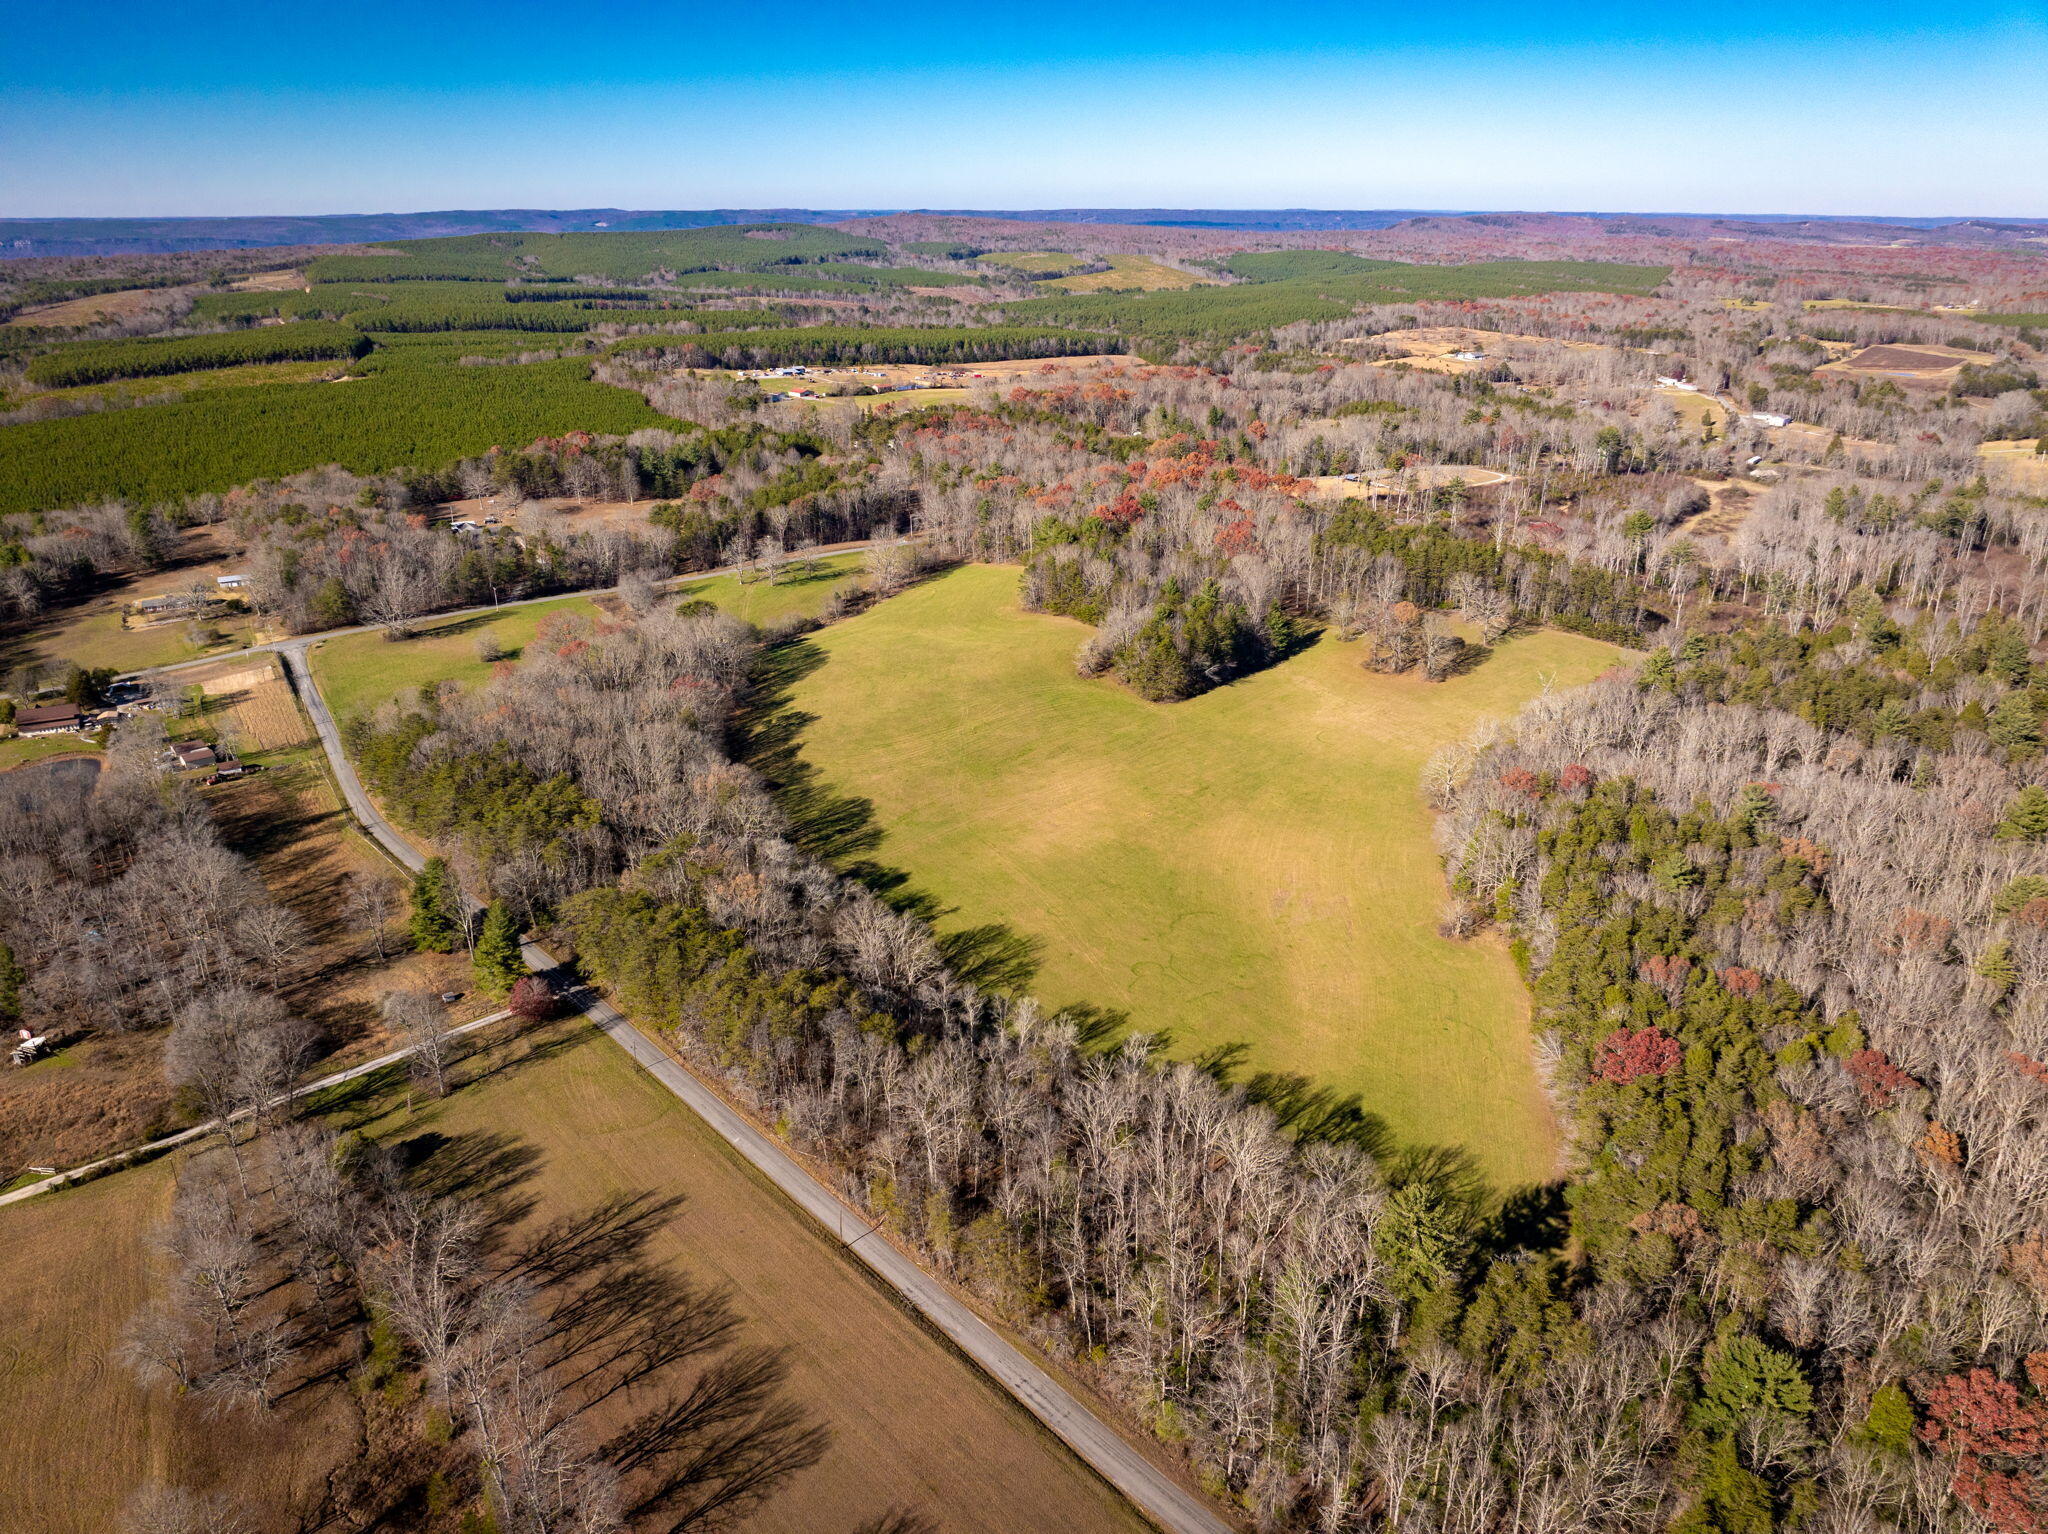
top-left (1239, 1069), bottom-right (1397, 1161)
top-left (743, 633), bottom-right (1043, 994)
top-left (936, 923), bottom-right (1042, 994)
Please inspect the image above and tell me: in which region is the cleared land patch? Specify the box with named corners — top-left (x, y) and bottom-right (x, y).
top-left (311, 554), bottom-right (863, 726)
top-left (780, 565), bottom-right (1628, 1186)
top-left (1042, 254), bottom-right (1212, 293)
top-left (1307, 465), bottom-right (1514, 497)
top-left (190, 653), bottom-right (312, 753)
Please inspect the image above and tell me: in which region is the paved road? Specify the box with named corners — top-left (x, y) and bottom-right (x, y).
top-left (281, 617), bottom-right (1234, 1534)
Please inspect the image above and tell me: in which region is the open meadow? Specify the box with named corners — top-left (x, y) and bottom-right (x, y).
top-left (779, 565), bottom-right (1629, 1187)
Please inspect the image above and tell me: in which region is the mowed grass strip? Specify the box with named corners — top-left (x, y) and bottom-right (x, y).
top-left (311, 555), bottom-right (863, 727)
top-left (783, 565), bottom-right (1629, 1187)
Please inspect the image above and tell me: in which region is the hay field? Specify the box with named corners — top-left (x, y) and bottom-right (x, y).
top-left (364, 1021), bottom-right (1150, 1534)
top-left (1042, 254), bottom-right (1212, 292)
top-left (193, 654), bottom-right (311, 752)
top-left (0, 1161), bottom-right (178, 1531)
top-left (782, 565), bottom-right (1629, 1186)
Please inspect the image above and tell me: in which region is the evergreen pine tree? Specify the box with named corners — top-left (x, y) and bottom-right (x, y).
top-left (474, 901), bottom-right (529, 997)
top-left (409, 857), bottom-right (461, 953)
top-left (1996, 785), bottom-right (2048, 841)
top-left (1988, 695), bottom-right (2040, 756)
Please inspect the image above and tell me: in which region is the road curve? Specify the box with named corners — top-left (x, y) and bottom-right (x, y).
top-left (282, 642), bottom-right (1236, 1534)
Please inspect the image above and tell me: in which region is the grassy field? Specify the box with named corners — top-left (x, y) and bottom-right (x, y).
top-left (336, 1021), bottom-right (1148, 1534)
top-left (1043, 254), bottom-right (1212, 293)
top-left (0, 734), bottom-right (100, 771)
top-left (3, 358), bottom-right (346, 412)
top-left (781, 565), bottom-right (1629, 1187)
top-left (312, 555), bottom-right (864, 727)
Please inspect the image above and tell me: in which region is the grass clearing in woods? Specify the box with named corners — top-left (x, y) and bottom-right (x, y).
top-left (1041, 254), bottom-right (1213, 292)
top-left (310, 554), bottom-right (865, 728)
top-left (779, 564), bottom-right (1630, 1188)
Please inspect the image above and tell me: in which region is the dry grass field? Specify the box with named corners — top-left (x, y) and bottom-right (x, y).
top-left (357, 1022), bottom-right (1152, 1534)
top-left (1307, 465), bottom-right (1514, 497)
top-left (4, 285), bottom-right (170, 329)
top-left (783, 565), bottom-right (1630, 1187)
top-left (1677, 478), bottom-right (1762, 540)
top-left (0, 1157), bottom-right (354, 1533)
top-left (1981, 438), bottom-right (2048, 491)
top-left (189, 654), bottom-right (312, 753)
top-left (1042, 254), bottom-right (1212, 292)
top-left (0, 523), bottom-right (259, 677)
top-left (0, 1159), bottom-right (179, 1532)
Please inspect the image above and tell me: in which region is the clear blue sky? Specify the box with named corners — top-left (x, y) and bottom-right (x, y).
top-left (6, 0), bottom-right (2046, 217)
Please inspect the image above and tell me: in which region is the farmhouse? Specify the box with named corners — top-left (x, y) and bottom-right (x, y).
top-left (14, 702), bottom-right (84, 736)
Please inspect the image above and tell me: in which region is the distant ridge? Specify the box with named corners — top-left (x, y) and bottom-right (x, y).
top-left (4, 207), bottom-right (2045, 260)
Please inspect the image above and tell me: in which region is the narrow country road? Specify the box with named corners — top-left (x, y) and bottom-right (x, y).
top-left (276, 645), bottom-right (1237, 1534)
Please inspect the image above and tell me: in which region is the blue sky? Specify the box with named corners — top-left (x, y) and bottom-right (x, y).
top-left (6, 1), bottom-right (2047, 217)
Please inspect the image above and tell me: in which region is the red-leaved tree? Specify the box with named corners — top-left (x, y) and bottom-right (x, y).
top-left (1597, 1026), bottom-right (1682, 1084)
top-left (507, 974), bottom-right (558, 1024)
top-left (1845, 1047), bottom-right (1921, 1110)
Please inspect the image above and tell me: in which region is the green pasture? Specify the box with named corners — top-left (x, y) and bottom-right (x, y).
top-left (778, 564), bottom-right (1631, 1187)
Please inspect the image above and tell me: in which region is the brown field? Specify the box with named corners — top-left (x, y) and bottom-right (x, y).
top-left (0, 1143), bottom-right (385, 1534)
top-left (1308, 465), bottom-right (1514, 497)
top-left (4, 285), bottom-right (173, 329)
top-left (0, 1159), bottom-right (179, 1532)
top-left (1820, 342), bottom-right (1993, 381)
top-left (0, 1024), bottom-right (179, 1179)
top-left (189, 655), bottom-right (312, 753)
top-left (438, 493), bottom-right (644, 532)
top-left (2, 1019), bottom-right (1152, 1533)
top-left (1343, 326), bottom-right (1615, 375)
top-left (1677, 478), bottom-right (1761, 540)
top-left (382, 1021), bottom-right (1151, 1534)
top-left (228, 269), bottom-right (307, 292)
